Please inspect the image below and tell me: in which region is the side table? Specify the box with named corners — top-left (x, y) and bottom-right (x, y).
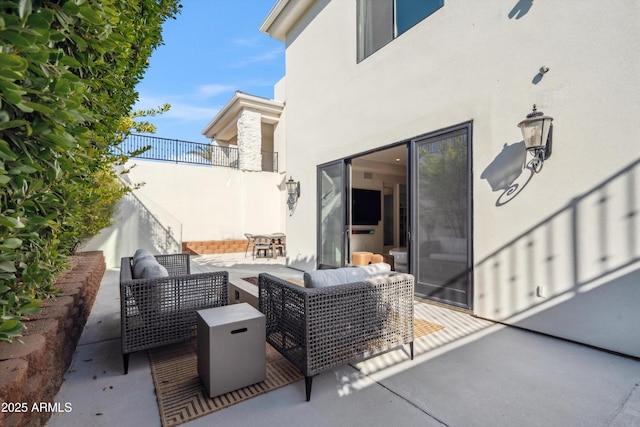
top-left (196, 303), bottom-right (266, 398)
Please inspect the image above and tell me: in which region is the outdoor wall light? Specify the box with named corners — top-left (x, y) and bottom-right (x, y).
top-left (286, 176), bottom-right (300, 215)
top-left (518, 104), bottom-right (554, 173)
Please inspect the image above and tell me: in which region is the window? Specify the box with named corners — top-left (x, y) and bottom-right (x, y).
top-left (357, 0), bottom-right (444, 61)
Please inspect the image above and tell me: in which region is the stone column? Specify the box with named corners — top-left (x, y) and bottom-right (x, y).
top-left (237, 108), bottom-right (262, 171)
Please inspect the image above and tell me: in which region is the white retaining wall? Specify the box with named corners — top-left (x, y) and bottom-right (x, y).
top-left (82, 161), bottom-right (287, 267)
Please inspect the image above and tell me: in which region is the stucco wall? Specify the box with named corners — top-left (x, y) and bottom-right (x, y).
top-left (80, 191), bottom-right (182, 268)
top-left (83, 161), bottom-right (287, 266)
top-left (124, 161), bottom-right (286, 241)
top-left (277, 0), bottom-right (640, 356)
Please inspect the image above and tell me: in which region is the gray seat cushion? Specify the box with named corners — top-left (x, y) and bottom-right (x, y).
top-left (304, 263), bottom-right (391, 288)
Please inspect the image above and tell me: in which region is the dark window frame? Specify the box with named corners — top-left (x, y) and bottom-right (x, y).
top-left (357, 0), bottom-right (444, 62)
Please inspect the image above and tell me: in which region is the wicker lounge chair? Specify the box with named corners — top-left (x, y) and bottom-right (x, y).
top-left (259, 271), bottom-right (414, 400)
top-left (120, 253), bottom-right (228, 374)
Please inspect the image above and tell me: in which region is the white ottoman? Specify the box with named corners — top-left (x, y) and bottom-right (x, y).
top-left (197, 303), bottom-right (266, 398)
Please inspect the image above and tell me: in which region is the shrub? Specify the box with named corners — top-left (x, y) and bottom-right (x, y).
top-left (0, 0), bottom-right (181, 342)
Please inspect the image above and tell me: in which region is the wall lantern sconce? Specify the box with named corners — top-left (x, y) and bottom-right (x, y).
top-left (518, 104), bottom-right (554, 172)
top-left (286, 176), bottom-right (300, 215)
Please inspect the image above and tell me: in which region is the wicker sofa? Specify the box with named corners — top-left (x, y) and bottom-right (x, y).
top-left (120, 252), bottom-right (228, 374)
top-left (258, 268), bottom-right (414, 401)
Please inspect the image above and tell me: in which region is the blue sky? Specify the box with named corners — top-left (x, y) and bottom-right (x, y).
top-left (133, 1), bottom-right (284, 143)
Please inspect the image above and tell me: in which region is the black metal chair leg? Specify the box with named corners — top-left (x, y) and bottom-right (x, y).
top-left (305, 376), bottom-right (313, 401)
top-left (123, 353), bottom-right (130, 374)
top-left (410, 342), bottom-right (414, 360)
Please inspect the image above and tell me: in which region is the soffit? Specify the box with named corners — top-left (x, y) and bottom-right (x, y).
top-left (201, 92), bottom-right (284, 142)
top-left (260, 0), bottom-right (315, 41)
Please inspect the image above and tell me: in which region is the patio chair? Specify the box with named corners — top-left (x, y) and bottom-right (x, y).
top-left (244, 233), bottom-right (254, 257)
top-left (272, 233), bottom-right (286, 257)
top-left (252, 236), bottom-right (272, 259)
top-left (259, 268), bottom-right (414, 401)
top-left (120, 250), bottom-right (228, 374)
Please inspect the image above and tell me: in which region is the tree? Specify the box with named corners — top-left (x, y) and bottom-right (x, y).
top-left (418, 136), bottom-right (468, 238)
top-left (0, 0), bottom-right (181, 342)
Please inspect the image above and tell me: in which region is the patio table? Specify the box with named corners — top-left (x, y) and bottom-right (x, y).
top-left (251, 233), bottom-right (285, 259)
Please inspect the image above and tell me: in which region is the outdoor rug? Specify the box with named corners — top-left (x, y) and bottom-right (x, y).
top-left (148, 340), bottom-right (302, 427)
top-left (149, 320), bottom-right (444, 427)
top-left (413, 317), bottom-right (444, 337)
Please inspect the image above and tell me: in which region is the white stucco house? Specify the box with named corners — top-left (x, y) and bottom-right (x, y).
top-left (85, 0), bottom-right (639, 360)
top-left (250, 0), bottom-right (640, 358)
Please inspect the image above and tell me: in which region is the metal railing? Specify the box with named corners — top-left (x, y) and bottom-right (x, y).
top-left (119, 134), bottom-right (239, 168)
top-left (119, 134), bottom-right (279, 172)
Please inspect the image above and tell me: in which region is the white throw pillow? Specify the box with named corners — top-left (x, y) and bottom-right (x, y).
top-left (358, 262), bottom-right (392, 279)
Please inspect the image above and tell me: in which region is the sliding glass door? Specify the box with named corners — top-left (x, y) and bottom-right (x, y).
top-left (411, 123), bottom-right (472, 309)
top-left (317, 160), bottom-right (349, 268)
top-left (315, 123), bottom-right (472, 309)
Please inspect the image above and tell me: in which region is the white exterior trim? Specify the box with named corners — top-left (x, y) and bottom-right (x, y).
top-left (202, 91), bottom-right (284, 142)
top-left (259, 0), bottom-right (315, 41)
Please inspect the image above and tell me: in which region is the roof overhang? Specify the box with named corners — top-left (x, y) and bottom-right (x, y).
top-left (260, 0), bottom-right (315, 41)
top-left (201, 92), bottom-right (284, 142)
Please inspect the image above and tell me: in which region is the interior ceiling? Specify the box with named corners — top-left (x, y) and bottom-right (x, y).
top-left (352, 144), bottom-right (407, 167)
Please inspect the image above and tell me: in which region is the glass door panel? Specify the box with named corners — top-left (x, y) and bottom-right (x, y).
top-left (317, 160), bottom-right (348, 268)
top-left (411, 125), bottom-right (472, 308)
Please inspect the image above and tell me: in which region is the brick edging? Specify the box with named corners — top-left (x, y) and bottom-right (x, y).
top-left (182, 239), bottom-right (248, 255)
top-left (0, 251), bottom-right (105, 427)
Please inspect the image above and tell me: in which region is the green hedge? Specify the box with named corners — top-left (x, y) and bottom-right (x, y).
top-left (0, 0), bottom-right (181, 342)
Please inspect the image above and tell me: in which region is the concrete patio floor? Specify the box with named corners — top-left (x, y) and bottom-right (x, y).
top-left (46, 253), bottom-right (640, 427)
